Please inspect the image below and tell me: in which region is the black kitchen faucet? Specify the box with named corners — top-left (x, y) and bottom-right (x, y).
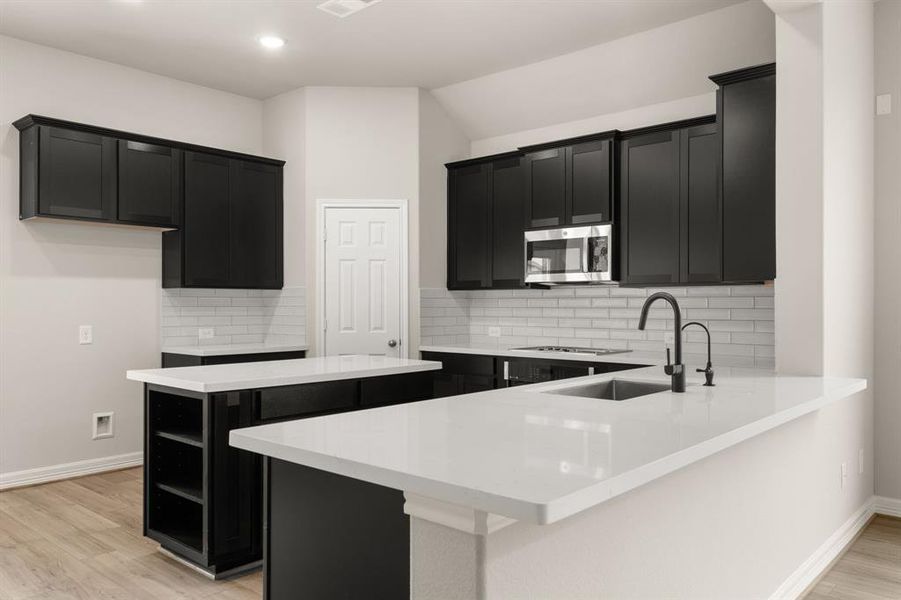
top-left (637, 292), bottom-right (685, 393)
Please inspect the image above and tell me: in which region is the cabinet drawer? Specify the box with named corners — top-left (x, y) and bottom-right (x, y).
top-left (420, 352), bottom-right (495, 376)
top-left (256, 381), bottom-right (358, 422)
top-left (359, 372), bottom-right (433, 407)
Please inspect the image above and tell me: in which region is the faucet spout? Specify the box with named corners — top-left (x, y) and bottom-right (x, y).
top-left (638, 292), bottom-right (685, 392)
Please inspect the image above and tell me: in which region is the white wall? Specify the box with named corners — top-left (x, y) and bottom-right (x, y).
top-left (773, 4), bottom-right (823, 376)
top-left (301, 87), bottom-right (420, 355)
top-left (418, 90), bottom-right (470, 290)
top-left (874, 0), bottom-right (901, 503)
top-left (434, 0), bottom-right (775, 143)
top-left (263, 87), bottom-right (306, 289)
top-left (0, 35), bottom-right (264, 480)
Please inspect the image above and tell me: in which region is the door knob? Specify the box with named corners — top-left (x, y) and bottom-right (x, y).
top-left (387, 339), bottom-right (397, 348)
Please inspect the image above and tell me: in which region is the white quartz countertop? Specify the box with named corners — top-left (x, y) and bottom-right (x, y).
top-left (419, 343), bottom-right (658, 365)
top-left (161, 343), bottom-right (309, 357)
top-left (230, 366), bottom-right (866, 525)
top-left (127, 355), bottom-right (441, 393)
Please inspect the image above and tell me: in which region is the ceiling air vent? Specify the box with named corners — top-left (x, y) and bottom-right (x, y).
top-left (317, 0), bottom-right (381, 18)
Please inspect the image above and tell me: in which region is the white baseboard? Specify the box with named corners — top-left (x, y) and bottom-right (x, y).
top-left (769, 498), bottom-right (874, 600)
top-left (0, 451), bottom-right (143, 491)
top-left (873, 495), bottom-right (901, 518)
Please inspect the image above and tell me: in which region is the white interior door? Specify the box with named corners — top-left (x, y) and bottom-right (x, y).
top-left (324, 207), bottom-right (402, 357)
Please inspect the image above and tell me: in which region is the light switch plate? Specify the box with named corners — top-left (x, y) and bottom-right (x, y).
top-left (198, 327), bottom-right (215, 340)
top-left (877, 94), bottom-right (892, 115)
top-left (488, 326), bottom-right (501, 338)
top-left (79, 325), bottom-right (93, 345)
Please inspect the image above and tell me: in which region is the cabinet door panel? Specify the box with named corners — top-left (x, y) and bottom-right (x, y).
top-left (229, 160), bottom-right (283, 289)
top-left (448, 163), bottom-right (491, 289)
top-left (211, 392), bottom-right (260, 560)
top-left (526, 148), bottom-right (565, 228)
top-left (38, 126), bottom-right (115, 220)
top-left (569, 139), bottom-right (612, 224)
top-left (721, 74), bottom-right (776, 282)
top-left (184, 152), bottom-right (230, 287)
top-left (118, 140), bottom-right (182, 227)
top-left (680, 124), bottom-right (721, 283)
top-left (621, 131), bottom-right (680, 284)
top-left (491, 157), bottom-right (525, 288)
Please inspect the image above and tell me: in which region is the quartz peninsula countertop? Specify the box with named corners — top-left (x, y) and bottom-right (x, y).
top-left (229, 366), bottom-right (867, 525)
top-left (127, 355), bottom-right (441, 393)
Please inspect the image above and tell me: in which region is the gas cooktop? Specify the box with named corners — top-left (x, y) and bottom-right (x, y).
top-left (511, 346), bottom-right (632, 356)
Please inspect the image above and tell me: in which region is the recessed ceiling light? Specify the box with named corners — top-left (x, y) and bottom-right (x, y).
top-left (317, 0), bottom-right (381, 19)
top-left (258, 35), bottom-right (285, 50)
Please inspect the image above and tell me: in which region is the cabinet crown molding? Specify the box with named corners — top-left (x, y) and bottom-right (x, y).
top-left (13, 114), bottom-right (285, 167)
top-left (709, 62), bottom-right (776, 86)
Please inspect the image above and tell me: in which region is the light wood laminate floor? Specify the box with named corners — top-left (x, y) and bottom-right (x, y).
top-left (805, 515), bottom-right (901, 600)
top-left (2, 468), bottom-right (899, 599)
top-left (0, 467), bottom-right (260, 600)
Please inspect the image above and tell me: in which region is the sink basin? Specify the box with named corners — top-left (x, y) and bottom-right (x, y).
top-left (547, 379), bottom-right (671, 401)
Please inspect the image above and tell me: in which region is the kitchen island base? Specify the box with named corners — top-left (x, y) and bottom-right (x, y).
top-left (264, 458), bottom-right (409, 599)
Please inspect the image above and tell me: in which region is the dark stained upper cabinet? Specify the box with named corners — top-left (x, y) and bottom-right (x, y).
top-left (620, 128), bottom-right (681, 285)
top-left (228, 160), bottom-right (283, 289)
top-left (181, 152), bottom-right (231, 288)
top-left (679, 122), bottom-right (721, 283)
top-left (523, 147), bottom-right (566, 228)
top-left (446, 152), bottom-right (525, 290)
top-left (18, 124), bottom-right (117, 222)
top-left (164, 153), bottom-right (284, 290)
top-left (522, 132), bottom-right (618, 229)
top-left (490, 155), bottom-right (526, 288)
top-left (447, 159), bottom-right (492, 289)
top-left (118, 140), bottom-right (182, 227)
top-left (711, 63), bottom-right (776, 283)
top-left (568, 138), bottom-right (614, 224)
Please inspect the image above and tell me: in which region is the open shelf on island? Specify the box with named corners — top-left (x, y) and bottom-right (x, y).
top-left (155, 428), bottom-right (203, 448)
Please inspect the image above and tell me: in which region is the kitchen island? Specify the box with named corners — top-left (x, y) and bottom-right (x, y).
top-left (230, 364), bottom-right (867, 599)
top-left (126, 355), bottom-right (441, 579)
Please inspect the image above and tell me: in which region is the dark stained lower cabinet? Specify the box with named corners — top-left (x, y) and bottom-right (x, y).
top-left (118, 140), bottom-right (182, 227)
top-left (265, 459), bottom-right (408, 600)
top-left (144, 370), bottom-right (436, 577)
top-left (421, 351), bottom-right (497, 396)
top-left (161, 350), bottom-right (307, 368)
top-left (711, 63), bottom-right (776, 283)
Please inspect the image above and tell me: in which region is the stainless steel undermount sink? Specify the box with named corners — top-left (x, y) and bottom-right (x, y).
top-left (547, 379), bottom-right (672, 401)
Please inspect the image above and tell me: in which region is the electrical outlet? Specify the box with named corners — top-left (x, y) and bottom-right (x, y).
top-left (92, 412), bottom-right (114, 440)
top-left (664, 331), bottom-right (675, 345)
top-left (198, 327), bottom-right (215, 340)
top-left (841, 462), bottom-right (848, 489)
top-left (859, 448), bottom-right (865, 475)
top-left (488, 326), bottom-right (501, 338)
top-left (79, 325), bottom-right (93, 345)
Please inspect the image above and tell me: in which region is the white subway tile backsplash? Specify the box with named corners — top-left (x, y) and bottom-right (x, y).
top-left (420, 284), bottom-right (776, 369)
top-left (161, 286), bottom-right (306, 348)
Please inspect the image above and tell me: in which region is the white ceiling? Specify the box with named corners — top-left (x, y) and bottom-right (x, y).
top-left (0, 0), bottom-right (745, 100)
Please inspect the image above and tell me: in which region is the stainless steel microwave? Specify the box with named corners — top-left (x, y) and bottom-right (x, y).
top-left (524, 224), bottom-right (614, 284)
